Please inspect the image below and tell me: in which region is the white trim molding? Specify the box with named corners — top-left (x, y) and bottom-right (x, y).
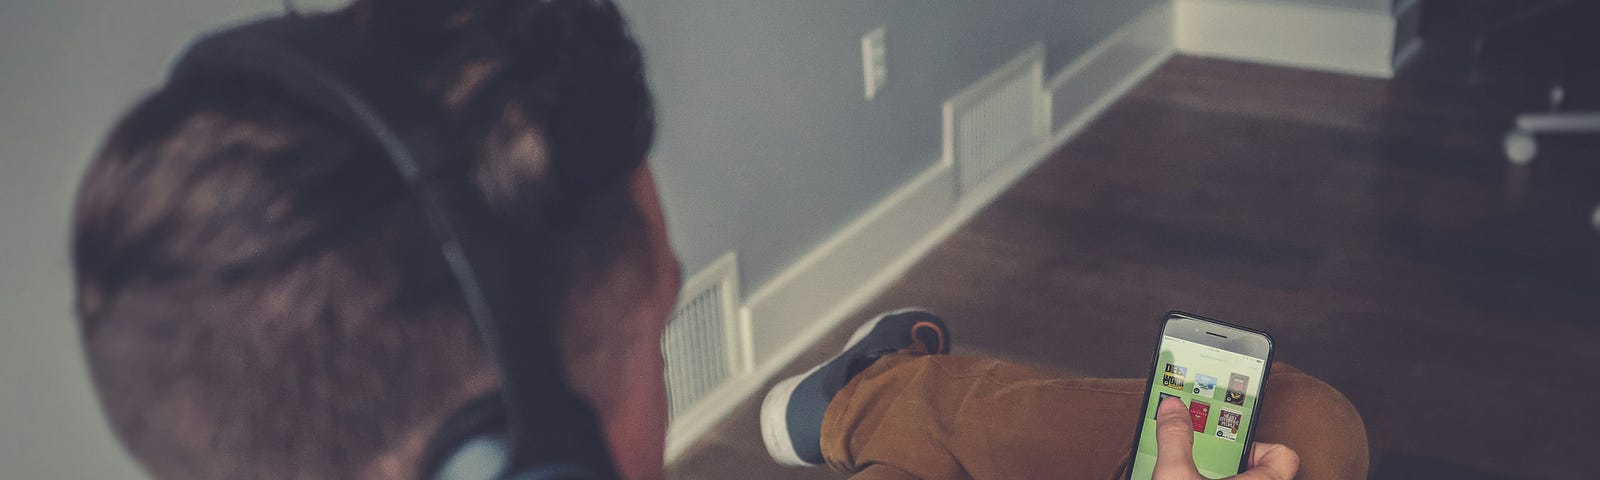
top-left (1175, 0), bottom-right (1416, 78)
top-left (663, 160), bottom-right (956, 464)
top-left (740, 159), bottom-right (958, 371)
top-left (963, 0), bottom-right (1175, 222)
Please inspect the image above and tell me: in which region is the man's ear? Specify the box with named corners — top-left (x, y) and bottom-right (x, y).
top-left (626, 162), bottom-right (681, 302)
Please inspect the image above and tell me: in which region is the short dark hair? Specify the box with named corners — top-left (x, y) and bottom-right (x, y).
top-left (70, 1), bottom-right (654, 478)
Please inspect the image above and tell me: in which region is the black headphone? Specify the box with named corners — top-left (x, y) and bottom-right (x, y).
top-left (168, 8), bottom-right (617, 480)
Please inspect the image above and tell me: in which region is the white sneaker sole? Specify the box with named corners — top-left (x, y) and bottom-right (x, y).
top-left (758, 308), bottom-right (927, 467)
top-left (759, 367), bottom-right (815, 466)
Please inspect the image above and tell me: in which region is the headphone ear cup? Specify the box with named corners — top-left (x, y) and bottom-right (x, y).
top-left (422, 392), bottom-right (610, 480)
top-left (420, 392), bottom-right (512, 479)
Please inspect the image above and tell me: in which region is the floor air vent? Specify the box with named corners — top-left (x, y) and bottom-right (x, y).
top-left (661, 253), bottom-right (744, 422)
top-left (943, 44), bottom-right (1047, 192)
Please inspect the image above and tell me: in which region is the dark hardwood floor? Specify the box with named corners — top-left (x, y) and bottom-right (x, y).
top-left (669, 53), bottom-right (1600, 479)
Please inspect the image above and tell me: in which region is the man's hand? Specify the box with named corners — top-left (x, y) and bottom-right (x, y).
top-left (1152, 396), bottom-right (1299, 480)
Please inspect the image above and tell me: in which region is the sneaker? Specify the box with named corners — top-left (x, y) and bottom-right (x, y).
top-left (759, 309), bottom-right (951, 466)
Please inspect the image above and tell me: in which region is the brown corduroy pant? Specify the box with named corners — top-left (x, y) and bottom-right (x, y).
top-left (819, 353), bottom-right (1368, 480)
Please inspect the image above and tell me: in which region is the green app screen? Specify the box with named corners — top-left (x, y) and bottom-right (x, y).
top-left (1128, 336), bottom-right (1265, 479)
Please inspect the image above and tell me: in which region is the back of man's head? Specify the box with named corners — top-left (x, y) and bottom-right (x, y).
top-left (70, 1), bottom-right (653, 478)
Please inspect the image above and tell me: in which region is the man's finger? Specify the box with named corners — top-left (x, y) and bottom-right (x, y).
top-left (1152, 396), bottom-right (1197, 475)
top-left (1230, 442), bottom-right (1299, 480)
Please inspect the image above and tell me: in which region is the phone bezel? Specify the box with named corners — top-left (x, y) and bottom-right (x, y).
top-left (1123, 310), bottom-right (1275, 479)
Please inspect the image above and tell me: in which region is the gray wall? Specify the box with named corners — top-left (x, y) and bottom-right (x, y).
top-left (624, 0), bottom-right (1157, 290)
top-left (0, 0), bottom-right (1154, 477)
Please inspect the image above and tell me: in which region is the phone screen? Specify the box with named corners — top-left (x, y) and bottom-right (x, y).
top-left (1127, 315), bottom-right (1269, 479)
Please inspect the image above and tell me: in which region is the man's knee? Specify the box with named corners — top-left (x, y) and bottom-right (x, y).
top-left (1266, 364), bottom-right (1365, 437)
top-left (1260, 363), bottom-right (1369, 479)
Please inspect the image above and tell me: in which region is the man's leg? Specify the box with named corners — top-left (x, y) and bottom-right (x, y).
top-left (819, 354), bottom-right (1142, 479)
top-left (821, 354), bottom-right (1368, 480)
top-left (1253, 363), bottom-right (1370, 480)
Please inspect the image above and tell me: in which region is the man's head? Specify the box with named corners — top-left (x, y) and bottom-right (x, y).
top-left (70, 1), bottom-right (679, 478)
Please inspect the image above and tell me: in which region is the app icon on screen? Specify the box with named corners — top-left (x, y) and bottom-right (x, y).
top-left (1225, 373), bottom-right (1249, 406)
top-left (1216, 408), bottom-right (1242, 441)
top-left (1187, 400), bottom-right (1210, 432)
top-left (1192, 374), bottom-right (1217, 398)
top-left (1155, 393), bottom-right (1181, 419)
top-left (1162, 364), bottom-right (1188, 391)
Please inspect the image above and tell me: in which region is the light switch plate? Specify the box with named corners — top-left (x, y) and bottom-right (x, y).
top-left (862, 26), bottom-right (887, 100)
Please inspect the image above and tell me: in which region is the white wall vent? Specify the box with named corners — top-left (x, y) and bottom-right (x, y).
top-left (943, 43), bottom-right (1048, 193)
top-left (661, 252), bottom-right (745, 422)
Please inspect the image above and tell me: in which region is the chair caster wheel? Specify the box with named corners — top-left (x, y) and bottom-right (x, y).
top-left (1504, 129), bottom-right (1537, 166)
top-left (1592, 204), bottom-right (1600, 233)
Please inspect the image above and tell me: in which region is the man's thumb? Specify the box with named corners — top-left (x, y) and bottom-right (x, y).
top-left (1153, 396), bottom-right (1197, 474)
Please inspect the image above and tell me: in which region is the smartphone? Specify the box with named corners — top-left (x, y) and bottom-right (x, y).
top-left (1125, 311), bottom-right (1274, 479)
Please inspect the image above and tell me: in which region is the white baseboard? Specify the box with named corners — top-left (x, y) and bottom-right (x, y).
top-left (739, 159), bottom-right (957, 369)
top-left (1175, 0), bottom-right (1402, 78)
top-left (956, 1), bottom-right (1176, 222)
top-left (663, 160), bottom-right (956, 464)
top-left (1047, 0), bottom-right (1173, 128)
top-left (662, 2), bottom-right (1175, 465)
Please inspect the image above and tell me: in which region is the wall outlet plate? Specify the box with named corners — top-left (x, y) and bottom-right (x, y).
top-left (862, 26), bottom-right (887, 100)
